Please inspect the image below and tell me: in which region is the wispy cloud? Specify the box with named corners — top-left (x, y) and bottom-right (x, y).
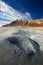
top-left (0, 0), bottom-right (32, 26)
top-left (0, 20), bottom-right (10, 26)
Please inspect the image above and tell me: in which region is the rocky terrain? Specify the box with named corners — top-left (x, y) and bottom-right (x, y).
top-left (0, 26), bottom-right (43, 65)
top-left (0, 18), bottom-right (43, 65)
top-left (3, 19), bottom-right (43, 27)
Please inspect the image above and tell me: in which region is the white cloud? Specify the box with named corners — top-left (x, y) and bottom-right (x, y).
top-left (0, 0), bottom-right (32, 26)
top-left (0, 20), bottom-right (10, 27)
top-left (25, 12), bottom-right (31, 16)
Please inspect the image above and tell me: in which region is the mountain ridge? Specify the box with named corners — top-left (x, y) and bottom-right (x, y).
top-left (3, 19), bottom-right (43, 27)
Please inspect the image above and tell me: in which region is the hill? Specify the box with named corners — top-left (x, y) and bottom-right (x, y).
top-left (3, 19), bottom-right (43, 27)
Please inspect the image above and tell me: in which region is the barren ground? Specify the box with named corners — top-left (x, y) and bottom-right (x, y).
top-left (0, 26), bottom-right (43, 65)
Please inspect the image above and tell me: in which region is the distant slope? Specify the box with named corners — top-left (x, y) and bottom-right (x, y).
top-left (3, 19), bottom-right (43, 27)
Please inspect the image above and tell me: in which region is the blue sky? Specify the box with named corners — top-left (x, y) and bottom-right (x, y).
top-left (0, 0), bottom-right (43, 26)
top-left (3, 0), bottom-right (43, 19)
